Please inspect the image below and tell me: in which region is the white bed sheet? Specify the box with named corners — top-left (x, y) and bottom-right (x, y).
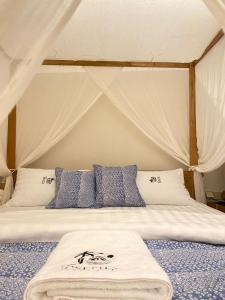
top-left (0, 202), bottom-right (225, 244)
top-left (0, 206), bottom-right (45, 212)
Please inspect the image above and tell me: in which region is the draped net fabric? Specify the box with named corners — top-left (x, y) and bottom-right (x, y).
top-left (86, 67), bottom-right (206, 203)
top-left (86, 67), bottom-right (190, 166)
top-left (0, 0), bottom-right (81, 125)
top-left (0, 0), bottom-right (218, 204)
top-left (0, 63), bottom-right (206, 203)
top-left (17, 66), bottom-right (206, 202)
top-left (0, 0), bottom-right (80, 202)
top-left (196, 37), bottom-right (225, 173)
top-left (203, 0), bottom-right (225, 31)
top-left (17, 67), bottom-right (190, 169)
top-left (17, 67), bottom-right (102, 167)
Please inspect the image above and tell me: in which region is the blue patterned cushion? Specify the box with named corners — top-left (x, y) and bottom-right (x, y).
top-left (94, 164), bottom-right (145, 207)
top-left (55, 170), bottom-right (95, 208)
top-left (46, 167), bottom-right (63, 208)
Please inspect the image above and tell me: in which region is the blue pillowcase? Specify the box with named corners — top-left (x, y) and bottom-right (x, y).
top-left (93, 164), bottom-right (145, 207)
top-left (55, 170), bottom-right (95, 209)
top-left (46, 167), bottom-right (63, 208)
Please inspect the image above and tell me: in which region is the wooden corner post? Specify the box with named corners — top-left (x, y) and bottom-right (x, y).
top-left (189, 63), bottom-right (199, 199)
top-left (7, 106), bottom-right (16, 183)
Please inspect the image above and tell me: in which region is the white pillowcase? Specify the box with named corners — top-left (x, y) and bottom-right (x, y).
top-left (7, 168), bottom-right (55, 207)
top-left (136, 169), bottom-right (193, 205)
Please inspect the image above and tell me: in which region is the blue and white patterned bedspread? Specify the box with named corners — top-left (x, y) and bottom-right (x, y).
top-left (0, 240), bottom-right (224, 300)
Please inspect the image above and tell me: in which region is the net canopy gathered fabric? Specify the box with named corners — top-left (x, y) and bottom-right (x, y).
top-left (0, 0), bottom-right (81, 126)
top-left (0, 0), bottom-right (225, 205)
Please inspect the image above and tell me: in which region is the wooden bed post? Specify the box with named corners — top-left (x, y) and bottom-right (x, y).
top-left (7, 106), bottom-right (17, 184)
top-left (189, 63), bottom-right (198, 199)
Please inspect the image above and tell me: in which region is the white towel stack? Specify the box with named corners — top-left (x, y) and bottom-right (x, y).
top-left (24, 230), bottom-right (173, 300)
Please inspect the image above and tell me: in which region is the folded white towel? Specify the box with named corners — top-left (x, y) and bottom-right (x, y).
top-left (24, 230), bottom-right (173, 300)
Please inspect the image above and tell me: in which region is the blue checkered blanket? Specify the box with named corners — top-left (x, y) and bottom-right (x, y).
top-left (0, 240), bottom-right (224, 300)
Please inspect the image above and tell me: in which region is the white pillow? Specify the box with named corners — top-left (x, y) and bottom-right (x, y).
top-left (136, 169), bottom-right (193, 205)
top-left (7, 168), bottom-right (55, 207)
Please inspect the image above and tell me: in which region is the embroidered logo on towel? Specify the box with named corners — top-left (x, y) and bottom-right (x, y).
top-left (149, 176), bottom-right (161, 183)
top-left (74, 251), bottom-right (114, 265)
top-left (62, 251), bottom-right (116, 271)
top-left (42, 176), bottom-right (55, 184)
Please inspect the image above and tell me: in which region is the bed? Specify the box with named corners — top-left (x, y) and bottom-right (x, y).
top-left (0, 202), bottom-right (225, 299)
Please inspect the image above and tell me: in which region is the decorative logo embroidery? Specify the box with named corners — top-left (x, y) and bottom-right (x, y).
top-left (74, 251), bottom-right (114, 265)
top-left (62, 251), bottom-right (116, 271)
top-left (42, 177), bottom-right (55, 184)
top-left (149, 176), bottom-right (161, 183)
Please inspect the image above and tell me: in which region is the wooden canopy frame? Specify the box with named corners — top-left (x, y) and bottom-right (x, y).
top-left (7, 29), bottom-right (224, 197)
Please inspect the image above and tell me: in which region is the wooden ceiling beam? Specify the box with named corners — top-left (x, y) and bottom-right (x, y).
top-left (43, 29), bottom-right (224, 69)
top-left (193, 29), bottom-right (224, 66)
top-left (43, 59), bottom-right (190, 68)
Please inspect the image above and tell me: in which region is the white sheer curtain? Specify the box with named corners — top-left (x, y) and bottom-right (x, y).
top-left (196, 37), bottom-right (225, 173)
top-left (0, 0), bottom-right (80, 201)
top-left (17, 66), bottom-right (102, 167)
top-left (0, 0), bottom-right (81, 125)
top-left (203, 0), bottom-right (225, 31)
top-left (17, 67), bottom-right (190, 170)
top-left (86, 67), bottom-right (206, 203)
top-left (10, 65), bottom-right (206, 203)
top-left (86, 67), bottom-right (190, 166)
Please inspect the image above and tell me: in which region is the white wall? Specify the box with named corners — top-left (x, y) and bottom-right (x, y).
top-left (204, 165), bottom-right (225, 193)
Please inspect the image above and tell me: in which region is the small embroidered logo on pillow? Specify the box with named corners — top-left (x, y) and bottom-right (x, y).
top-left (149, 176), bottom-right (161, 183)
top-left (42, 176), bottom-right (55, 184)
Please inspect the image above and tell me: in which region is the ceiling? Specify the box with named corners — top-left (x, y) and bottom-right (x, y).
top-left (47, 0), bottom-right (220, 62)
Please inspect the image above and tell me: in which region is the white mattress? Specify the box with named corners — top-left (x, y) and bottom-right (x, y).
top-left (0, 202), bottom-right (225, 244)
top-left (0, 201), bottom-right (221, 214)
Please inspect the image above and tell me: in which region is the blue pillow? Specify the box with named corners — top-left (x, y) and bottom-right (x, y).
top-left (46, 167), bottom-right (63, 208)
top-left (93, 164), bottom-right (145, 207)
top-left (55, 170), bottom-right (95, 208)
